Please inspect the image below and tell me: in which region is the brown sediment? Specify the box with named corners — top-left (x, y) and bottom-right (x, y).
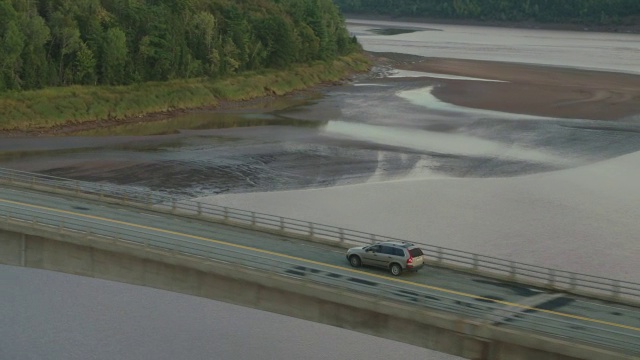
top-left (370, 53), bottom-right (640, 120)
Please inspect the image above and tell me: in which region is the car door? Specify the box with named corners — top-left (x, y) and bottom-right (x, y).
top-left (391, 247), bottom-right (406, 267)
top-left (376, 245), bottom-right (396, 268)
top-left (361, 245), bottom-right (380, 266)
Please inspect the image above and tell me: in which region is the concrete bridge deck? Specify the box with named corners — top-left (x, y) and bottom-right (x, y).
top-left (1, 185), bottom-right (639, 359)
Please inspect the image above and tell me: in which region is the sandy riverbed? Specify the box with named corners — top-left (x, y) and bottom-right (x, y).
top-left (369, 53), bottom-right (640, 121)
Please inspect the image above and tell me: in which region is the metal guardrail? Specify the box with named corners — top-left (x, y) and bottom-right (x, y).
top-left (0, 167), bottom-right (639, 306)
top-left (1, 201), bottom-right (639, 355)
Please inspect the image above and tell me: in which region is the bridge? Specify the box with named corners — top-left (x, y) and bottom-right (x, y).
top-left (0, 168), bottom-right (638, 360)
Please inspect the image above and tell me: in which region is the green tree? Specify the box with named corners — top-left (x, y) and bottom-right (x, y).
top-left (223, 5), bottom-right (251, 71)
top-left (219, 35), bottom-right (240, 74)
top-left (75, 41), bottom-right (97, 84)
top-left (0, 0), bottom-right (18, 90)
top-left (134, 5), bottom-right (174, 81)
top-left (101, 27), bottom-right (127, 84)
top-left (50, 10), bottom-right (82, 85)
top-left (189, 11), bottom-right (216, 64)
top-left (0, 0), bottom-right (362, 92)
top-left (183, 11), bottom-right (216, 77)
top-left (18, 13), bottom-right (51, 89)
top-left (256, 15), bottom-right (297, 68)
top-left (0, 21), bottom-right (26, 90)
top-left (296, 24), bottom-right (321, 61)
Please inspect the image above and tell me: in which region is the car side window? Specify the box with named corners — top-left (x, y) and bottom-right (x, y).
top-left (369, 245), bottom-right (381, 252)
top-left (380, 246), bottom-right (394, 255)
top-left (393, 248), bottom-right (405, 257)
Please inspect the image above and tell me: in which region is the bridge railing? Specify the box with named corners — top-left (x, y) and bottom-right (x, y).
top-left (0, 166), bottom-right (639, 305)
top-left (0, 167), bottom-right (173, 205)
top-left (1, 202), bottom-right (639, 356)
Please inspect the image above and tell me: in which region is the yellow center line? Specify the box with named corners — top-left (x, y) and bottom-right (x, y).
top-left (2, 197), bottom-right (639, 333)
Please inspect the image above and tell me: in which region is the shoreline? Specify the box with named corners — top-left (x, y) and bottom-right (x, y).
top-left (0, 88), bottom-right (327, 137)
top-left (3, 48), bottom-right (639, 137)
top-left (346, 14), bottom-right (640, 34)
top-left (0, 54), bottom-right (370, 137)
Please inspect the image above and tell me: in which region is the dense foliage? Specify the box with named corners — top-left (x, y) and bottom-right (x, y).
top-left (0, 0), bottom-right (359, 92)
top-left (333, 0), bottom-right (640, 25)
top-left (0, 53), bottom-right (368, 129)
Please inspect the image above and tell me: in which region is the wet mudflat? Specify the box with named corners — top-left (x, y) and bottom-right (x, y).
top-left (2, 74), bottom-right (640, 198)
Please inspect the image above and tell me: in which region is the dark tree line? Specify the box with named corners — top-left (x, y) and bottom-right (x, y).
top-left (0, 0), bottom-right (359, 92)
top-left (333, 0), bottom-right (640, 24)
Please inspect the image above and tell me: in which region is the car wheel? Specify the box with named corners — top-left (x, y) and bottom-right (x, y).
top-left (390, 263), bottom-right (402, 276)
top-left (349, 255), bottom-right (362, 268)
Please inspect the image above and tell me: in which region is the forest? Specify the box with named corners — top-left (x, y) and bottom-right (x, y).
top-left (333, 0), bottom-right (640, 25)
top-left (0, 0), bottom-right (359, 92)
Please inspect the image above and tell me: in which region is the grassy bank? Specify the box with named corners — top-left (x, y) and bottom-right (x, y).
top-left (0, 53), bottom-right (370, 131)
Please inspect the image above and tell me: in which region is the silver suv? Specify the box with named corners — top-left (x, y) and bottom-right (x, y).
top-left (346, 241), bottom-right (425, 276)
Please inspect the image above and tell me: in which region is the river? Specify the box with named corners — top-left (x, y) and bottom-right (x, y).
top-left (1, 20), bottom-right (639, 360)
